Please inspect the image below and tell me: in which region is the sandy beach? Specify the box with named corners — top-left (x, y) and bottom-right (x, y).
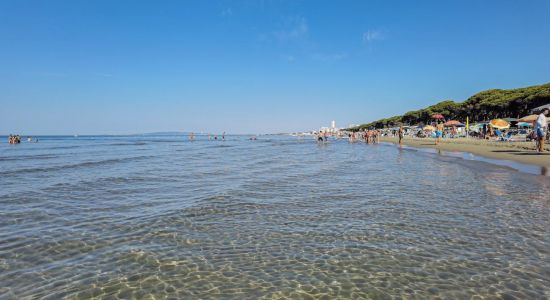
top-left (380, 136), bottom-right (550, 168)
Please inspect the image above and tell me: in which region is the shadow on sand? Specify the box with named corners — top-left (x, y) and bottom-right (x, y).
top-left (491, 150), bottom-right (523, 153)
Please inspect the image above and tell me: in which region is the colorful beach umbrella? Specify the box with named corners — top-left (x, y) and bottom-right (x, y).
top-left (489, 119), bottom-right (510, 129)
top-left (518, 114), bottom-right (538, 122)
top-left (444, 120), bottom-right (464, 127)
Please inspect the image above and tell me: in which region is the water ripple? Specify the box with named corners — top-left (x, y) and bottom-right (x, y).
top-left (0, 136), bottom-right (548, 299)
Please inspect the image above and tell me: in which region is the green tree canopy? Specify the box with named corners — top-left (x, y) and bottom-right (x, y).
top-left (349, 83), bottom-right (550, 130)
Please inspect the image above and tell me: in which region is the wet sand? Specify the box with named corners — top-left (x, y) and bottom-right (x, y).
top-left (380, 136), bottom-right (550, 168)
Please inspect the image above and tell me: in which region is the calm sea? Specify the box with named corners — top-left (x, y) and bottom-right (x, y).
top-left (1, 135), bottom-right (549, 299)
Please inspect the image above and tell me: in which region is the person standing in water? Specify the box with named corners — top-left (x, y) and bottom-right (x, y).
top-left (317, 131), bottom-right (324, 143)
top-left (398, 126), bottom-right (404, 145)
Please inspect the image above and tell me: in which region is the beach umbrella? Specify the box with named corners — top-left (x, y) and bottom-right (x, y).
top-left (423, 125), bottom-right (436, 131)
top-left (489, 119), bottom-right (510, 129)
top-left (444, 120), bottom-right (463, 127)
top-left (431, 114), bottom-right (444, 119)
top-left (518, 114), bottom-right (538, 122)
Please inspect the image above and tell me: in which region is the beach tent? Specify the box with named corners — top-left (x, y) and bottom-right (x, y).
top-left (489, 119), bottom-right (510, 129)
top-left (469, 123), bottom-right (484, 132)
top-left (469, 123), bottom-right (480, 128)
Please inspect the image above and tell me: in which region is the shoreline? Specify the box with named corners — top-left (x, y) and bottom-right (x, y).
top-left (380, 136), bottom-right (550, 169)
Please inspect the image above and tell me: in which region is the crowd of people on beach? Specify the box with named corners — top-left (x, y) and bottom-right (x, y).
top-left (353, 129), bottom-right (380, 144)
top-left (315, 129), bottom-right (381, 144)
top-left (379, 108), bottom-right (550, 152)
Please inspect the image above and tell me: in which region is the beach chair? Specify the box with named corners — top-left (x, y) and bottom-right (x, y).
top-left (494, 129), bottom-right (503, 140)
top-left (501, 132), bottom-right (513, 142)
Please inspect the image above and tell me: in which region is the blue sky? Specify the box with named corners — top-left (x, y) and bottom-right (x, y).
top-left (1, 0), bottom-right (549, 134)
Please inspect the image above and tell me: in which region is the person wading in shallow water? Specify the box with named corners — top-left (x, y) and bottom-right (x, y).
top-left (398, 126), bottom-right (404, 145)
top-left (317, 131), bottom-right (324, 143)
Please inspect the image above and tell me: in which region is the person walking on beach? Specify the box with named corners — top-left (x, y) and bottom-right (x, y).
top-left (435, 122), bottom-right (444, 145)
top-left (398, 126), bottom-right (404, 145)
top-left (535, 109), bottom-right (548, 153)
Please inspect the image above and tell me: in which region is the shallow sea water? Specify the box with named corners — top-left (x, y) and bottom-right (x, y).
top-left (1, 135), bottom-right (549, 299)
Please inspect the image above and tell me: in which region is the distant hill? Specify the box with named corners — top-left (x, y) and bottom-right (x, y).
top-left (352, 83), bottom-right (550, 130)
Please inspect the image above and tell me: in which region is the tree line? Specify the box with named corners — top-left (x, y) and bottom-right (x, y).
top-left (351, 83), bottom-right (550, 130)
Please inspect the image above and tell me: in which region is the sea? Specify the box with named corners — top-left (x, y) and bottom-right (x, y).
top-left (1, 135), bottom-right (549, 299)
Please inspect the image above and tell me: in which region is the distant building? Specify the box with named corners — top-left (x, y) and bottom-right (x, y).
top-left (319, 120), bottom-right (341, 133)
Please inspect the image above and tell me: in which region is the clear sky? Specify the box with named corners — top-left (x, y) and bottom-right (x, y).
top-left (1, 0), bottom-right (549, 134)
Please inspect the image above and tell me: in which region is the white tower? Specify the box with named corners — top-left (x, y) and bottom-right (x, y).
top-left (331, 120), bottom-right (336, 129)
